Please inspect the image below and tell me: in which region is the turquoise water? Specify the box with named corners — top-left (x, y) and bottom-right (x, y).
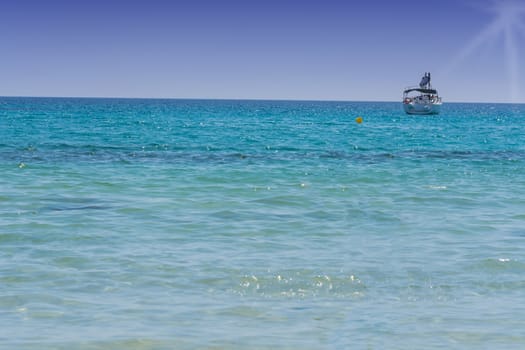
top-left (1, 97), bottom-right (525, 349)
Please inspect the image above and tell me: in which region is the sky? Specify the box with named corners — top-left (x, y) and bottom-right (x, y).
top-left (1, 0), bottom-right (524, 103)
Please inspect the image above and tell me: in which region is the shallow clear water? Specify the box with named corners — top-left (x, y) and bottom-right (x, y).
top-left (1, 97), bottom-right (525, 349)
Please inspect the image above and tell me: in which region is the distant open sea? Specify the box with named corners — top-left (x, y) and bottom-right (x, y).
top-left (1, 97), bottom-right (525, 349)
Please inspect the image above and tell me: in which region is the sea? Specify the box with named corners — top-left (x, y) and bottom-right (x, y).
top-left (1, 97), bottom-right (525, 349)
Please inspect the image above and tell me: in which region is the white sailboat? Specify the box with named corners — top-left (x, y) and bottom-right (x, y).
top-left (403, 72), bottom-right (442, 115)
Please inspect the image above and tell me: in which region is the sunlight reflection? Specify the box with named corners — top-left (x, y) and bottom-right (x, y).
top-left (442, 0), bottom-right (525, 102)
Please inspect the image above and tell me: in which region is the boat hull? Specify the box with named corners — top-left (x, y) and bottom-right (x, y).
top-left (403, 102), bottom-right (441, 115)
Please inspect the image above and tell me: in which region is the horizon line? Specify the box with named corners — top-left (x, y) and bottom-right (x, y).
top-left (0, 94), bottom-right (524, 105)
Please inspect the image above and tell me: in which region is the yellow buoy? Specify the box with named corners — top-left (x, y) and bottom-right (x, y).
top-left (355, 116), bottom-right (363, 124)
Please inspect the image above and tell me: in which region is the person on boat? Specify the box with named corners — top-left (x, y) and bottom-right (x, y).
top-left (420, 73), bottom-right (430, 88)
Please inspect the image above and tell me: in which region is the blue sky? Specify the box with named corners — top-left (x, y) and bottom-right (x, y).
top-left (1, 0), bottom-right (524, 103)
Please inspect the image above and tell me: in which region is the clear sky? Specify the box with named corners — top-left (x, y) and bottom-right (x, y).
top-left (1, 0), bottom-right (524, 103)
